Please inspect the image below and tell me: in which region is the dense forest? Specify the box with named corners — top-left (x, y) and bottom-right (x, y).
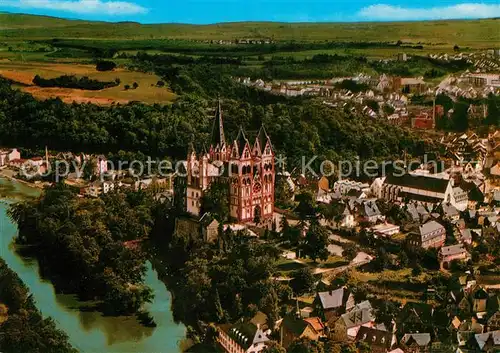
top-left (44, 38), bottom-right (427, 57)
top-left (0, 258), bottom-right (77, 353)
top-left (33, 74), bottom-right (119, 90)
top-left (0, 78), bottom-right (426, 168)
top-left (8, 185), bottom-right (156, 315)
top-left (151, 207), bottom-right (287, 332)
top-left (132, 51), bottom-right (472, 84)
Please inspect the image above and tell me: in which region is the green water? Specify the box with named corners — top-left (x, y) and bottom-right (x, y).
top-left (0, 179), bottom-right (186, 353)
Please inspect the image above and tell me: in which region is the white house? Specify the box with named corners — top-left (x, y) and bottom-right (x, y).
top-left (371, 223), bottom-right (400, 237)
top-left (0, 148), bottom-right (21, 166)
top-left (218, 322), bottom-right (270, 353)
top-left (333, 179), bottom-right (370, 195)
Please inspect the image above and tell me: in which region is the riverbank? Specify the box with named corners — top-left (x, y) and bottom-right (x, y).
top-left (0, 257), bottom-right (77, 353)
top-left (0, 168), bottom-right (50, 190)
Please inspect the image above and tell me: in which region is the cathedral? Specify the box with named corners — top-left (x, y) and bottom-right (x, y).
top-left (186, 101), bottom-right (275, 223)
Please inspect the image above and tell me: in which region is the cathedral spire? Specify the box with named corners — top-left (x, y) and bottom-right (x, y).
top-left (210, 98), bottom-right (226, 148)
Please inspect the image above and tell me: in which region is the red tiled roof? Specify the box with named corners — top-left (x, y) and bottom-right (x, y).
top-left (304, 317), bottom-right (325, 332)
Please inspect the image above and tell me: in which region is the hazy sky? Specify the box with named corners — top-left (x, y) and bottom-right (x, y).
top-left (1, 0), bottom-right (500, 23)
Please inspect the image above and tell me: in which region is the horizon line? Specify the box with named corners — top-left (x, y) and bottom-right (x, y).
top-left (1, 10), bottom-right (499, 26)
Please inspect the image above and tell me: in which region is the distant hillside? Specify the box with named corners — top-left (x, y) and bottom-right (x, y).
top-left (0, 13), bottom-right (499, 48)
top-left (0, 13), bottom-right (91, 29)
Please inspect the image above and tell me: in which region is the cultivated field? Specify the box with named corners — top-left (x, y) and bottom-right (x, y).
top-left (0, 13), bottom-right (499, 48)
top-left (0, 62), bottom-right (176, 105)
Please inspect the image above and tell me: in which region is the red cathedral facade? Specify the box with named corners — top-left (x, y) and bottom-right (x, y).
top-left (186, 102), bottom-right (275, 223)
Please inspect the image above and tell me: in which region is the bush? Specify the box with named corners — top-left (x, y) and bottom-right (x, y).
top-left (95, 60), bottom-right (117, 71)
top-left (33, 74), bottom-right (118, 90)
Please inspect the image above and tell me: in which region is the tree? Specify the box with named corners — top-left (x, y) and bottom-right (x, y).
top-left (358, 341), bottom-right (371, 353)
top-left (302, 221), bottom-right (329, 262)
top-left (451, 101), bottom-right (469, 132)
top-left (375, 299), bottom-right (398, 328)
top-left (262, 341), bottom-right (286, 353)
top-left (366, 100), bottom-right (379, 113)
top-left (412, 263), bottom-right (422, 276)
top-left (372, 247), bottom-right (390, 271)
top-left (156, 80), bottom-right (165, 87)
top-left (132, 82), bottom-right (139, 89)
top-left (124, 84), bottom-right (130, 90)
top-left (290, 267), bottom-right (316, 296)
top-left (8, 185), bottom-right (156, 316)
top-left (288, 337), bottom-right (324, 353)
top-left (454, 45), bottom-right (460, 52)
top-left (83, 157), bottom-right (97, 180)
top-left (275, 175), bottom-right (293, 207)
top-left (382, 103), bottom-right (395, 116)
top-left (399, 250), bottom-right (410, 268)
top-left (318, 202), bottom-right (344, 224)
top-left (340, 343), bottom-right (357, 353)
top-left (95, 60), bottom-right (117, 71)
top-left (200, 182), bottom-right (229, 221)
top-left (485, 93), bottom-right (500, 126)
top-left (295, 191), bottom-right (317, 221)
top-left (342, 243), bottom-right (357, 262)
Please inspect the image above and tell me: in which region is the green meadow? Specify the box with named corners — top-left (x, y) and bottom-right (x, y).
top-left (0, 13), bottom-right (498, 49)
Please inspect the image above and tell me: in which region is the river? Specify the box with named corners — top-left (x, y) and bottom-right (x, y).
top-left (0, 178), bottom-right (186, 353)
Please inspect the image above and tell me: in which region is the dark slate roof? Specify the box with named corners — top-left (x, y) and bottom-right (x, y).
top-left (255, 125), bottom-right (272, 154)
top-left (472, 287), bottom-right (489, 300)
top-left (356, 326), bottom-right (393, 349)
top-left (340, 301), bottom-right (374, 328)
top-left (399, 192), bottom-right (442, 204)
top-left (442, 203), bottom-right (459, 217)
top-left (384, 173), bottom-right (450, 193)
top-left (235, 127), bottom-right (250, 156)
top-left (398, 302), bottom-right (434, 324)
top-left (347, 189), bottom-right (364, 198)
top-left (475, 330), bottom-right (500, 350)
top-left (401, 333), bottom-right (431, 347)
top-left (222, 321), bottom-right (269, 350)
top-left (407, 203), bottom-right (420, 220)
top-left (363, 201), bottom-right (381, 217)
top-left (317, 288), bottom-right (347, 309)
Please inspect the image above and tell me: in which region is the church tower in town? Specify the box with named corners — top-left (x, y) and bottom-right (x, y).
top-left (186, 101), bottom-right (275, 223)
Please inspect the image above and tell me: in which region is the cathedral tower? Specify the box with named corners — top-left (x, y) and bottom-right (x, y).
top-left (186, 101), bottom-right (275, 224)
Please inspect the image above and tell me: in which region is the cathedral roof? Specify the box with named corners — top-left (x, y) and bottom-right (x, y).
top-left (235, 127), bottom-right (250, 156)
top-left (210, 99), bottom-right (226, 149)
top-left (188, 141), bottom-right (196, 156)
top-left (255, 125), bottom-right (272, 154)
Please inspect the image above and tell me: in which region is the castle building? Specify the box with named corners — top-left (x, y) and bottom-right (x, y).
top-left (186, 101), bottom-right (275, 223)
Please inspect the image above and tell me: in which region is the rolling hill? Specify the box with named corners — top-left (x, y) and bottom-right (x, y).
top-left (0, 13), bottom-right (499, 48)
